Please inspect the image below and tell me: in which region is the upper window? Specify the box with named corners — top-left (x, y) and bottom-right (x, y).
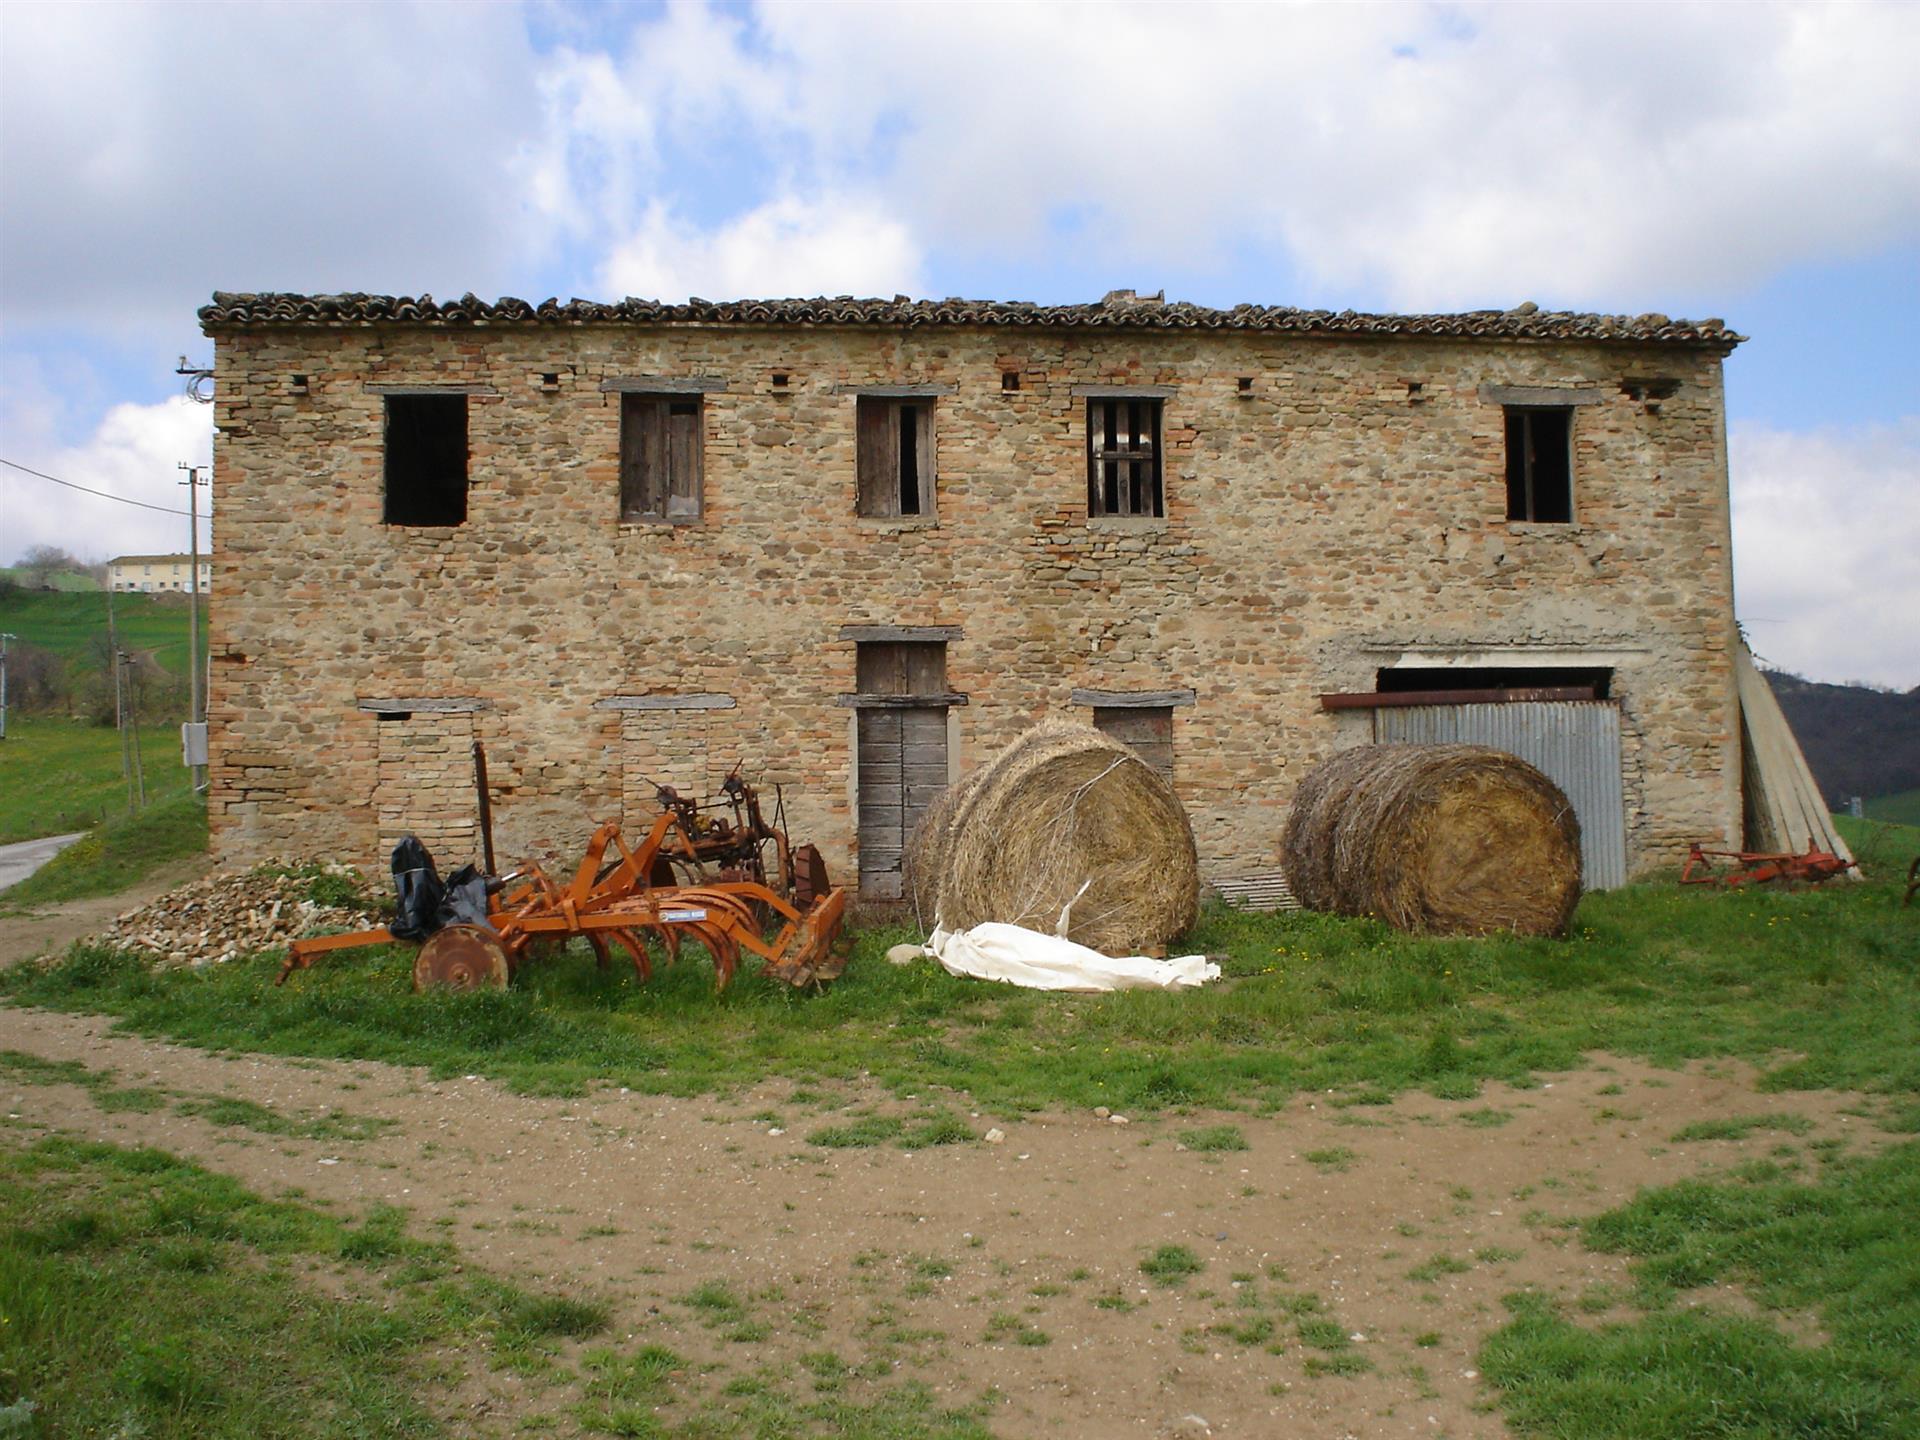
top-left (856, 397), bottom-right (934, 518)
top-left (620, 394), bottom-right (704, 522)
top-left (384, 394), bottom-right (469, 526)
top-left (1087, 398), bottom-right (1163, 517)
top-left (1504, 407), bottom-right (1573, 523)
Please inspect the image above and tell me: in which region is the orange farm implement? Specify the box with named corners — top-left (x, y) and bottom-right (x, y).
top-left (277, 754), bottom-right (847, 993)
top-left (1680, 843), bottom-right (1857, 888)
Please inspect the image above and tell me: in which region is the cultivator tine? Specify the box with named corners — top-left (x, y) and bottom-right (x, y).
top-left (762, 887), bottom-right (849, 988)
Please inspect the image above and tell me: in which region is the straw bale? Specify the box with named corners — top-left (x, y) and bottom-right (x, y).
top-left (935, 719), bottom-right (1199, 955)
top-left (1281, 744), bottom-right (1581, 937)
top-left (904, 767), bottom-right (982, 929)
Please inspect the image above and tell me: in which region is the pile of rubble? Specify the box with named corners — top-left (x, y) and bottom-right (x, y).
top-left (95, 862), bottom-right (384, 969)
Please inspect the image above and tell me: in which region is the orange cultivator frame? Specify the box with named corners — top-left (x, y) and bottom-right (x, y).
top-left (1680, 843), bottom-right (1856, 888)
top-left (277, 811), bottom-right (847, 993)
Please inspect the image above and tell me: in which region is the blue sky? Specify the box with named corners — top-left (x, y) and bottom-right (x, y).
top-left (2, 0), bottom-right (1916, 686)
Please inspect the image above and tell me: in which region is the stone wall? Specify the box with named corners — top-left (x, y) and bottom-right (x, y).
top-left (206, 319), bottom-right (1740, 890)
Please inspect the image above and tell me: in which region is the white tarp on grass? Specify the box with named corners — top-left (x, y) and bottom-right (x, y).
top-left (923, 922), bottom-right (1221, 993)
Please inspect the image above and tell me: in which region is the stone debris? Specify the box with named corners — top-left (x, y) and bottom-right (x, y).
top-left (92, 861), bottom-right (380, 969)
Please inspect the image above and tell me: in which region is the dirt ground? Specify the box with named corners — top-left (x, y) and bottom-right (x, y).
top-left (0, 896), bottom-right (1877, 1439)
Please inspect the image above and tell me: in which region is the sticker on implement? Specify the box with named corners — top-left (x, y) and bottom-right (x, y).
top-left (661, 908), bottom-right (709, 923)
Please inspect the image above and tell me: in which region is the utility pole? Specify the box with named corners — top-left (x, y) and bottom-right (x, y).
top-left (125, 651), bottom-right (147, 807)
top-left (106, 584), bottom-right (131, 804)
top-left (179, 462), bottom-right (209, 789)
top-left (0, 632), bottom-right (15, 740)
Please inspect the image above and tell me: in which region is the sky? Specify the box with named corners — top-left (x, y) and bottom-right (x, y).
top-left (1, 0), bottom-right (1915, 688)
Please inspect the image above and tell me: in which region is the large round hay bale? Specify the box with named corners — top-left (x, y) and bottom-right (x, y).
top-left (1280, 744), bottom-right (1581, 937)
top-left (903, 767), bottom-right (982, 928)
top-left (937, 719), bottom-right (1199, 955)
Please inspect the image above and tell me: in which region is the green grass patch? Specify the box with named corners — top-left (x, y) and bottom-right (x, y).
top-left (0, 715), bottom-right (193, 846)
top-left (1178, 1124), bottom-right (1249, 1152)
top-left (0, 1132), bottom-right (603, 1437)
top-left (1482, 1140), bottom-right (1920, 1438)
top-left (1140, 1244), bottom-right (1205, 1286)
top-left (0, 590), bottom-right (186, 673)
top-left (2, 790), bottom-right (206, 907)
top-left (1407, 1253), bottom-right (1473, 1283)
top-left (1669, 1113), bottom-right (1815, 1143)
top-left (1861, 789), bottom-right (1920, 828)
top-left (0, 1048), bottom-right (389, 1141)
top-left (4, 878), bottom-right (1919, 1117)
top-left (1302, 1146), bottom-right (1357, 1172)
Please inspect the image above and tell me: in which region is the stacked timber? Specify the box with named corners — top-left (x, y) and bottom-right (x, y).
top-left (1736, 645), bottom-right (1855, 864)
top-left (907, 719), bottom-right (1200, 956)
top-left (1281, 744), bottom-right (1582, 937)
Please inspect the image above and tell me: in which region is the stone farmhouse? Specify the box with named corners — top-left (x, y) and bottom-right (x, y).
top-left (199, 290), bottom-right (1744, 903)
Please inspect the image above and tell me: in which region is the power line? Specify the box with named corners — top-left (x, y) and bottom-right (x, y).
top-left (0, 456), bottom-right (196, 517)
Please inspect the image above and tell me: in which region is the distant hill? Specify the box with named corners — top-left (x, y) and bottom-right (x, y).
top-left (1764, 670), bottom-right (1920, 808)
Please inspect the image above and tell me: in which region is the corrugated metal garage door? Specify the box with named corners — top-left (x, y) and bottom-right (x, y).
top-left (1373, 702), bottom-right (1626, 890)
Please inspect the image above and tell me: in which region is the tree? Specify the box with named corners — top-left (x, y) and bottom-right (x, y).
top-left (15, 543), bottom-right (81, 588)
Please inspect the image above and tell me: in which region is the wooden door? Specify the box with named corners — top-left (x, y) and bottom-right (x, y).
top-left (855, 641), bottom-right (949, 899)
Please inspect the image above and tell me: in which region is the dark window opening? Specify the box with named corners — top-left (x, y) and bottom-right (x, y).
top-left (1001, 371), bottom-right (1020, 392)
top-left (1086, 398), bottom-right (1163, 517)
top-left (1376, 666), bottom-right (1611, 700)
top-left (374, 710), bottom-right (413, 722)
top-left (1237, 376), bottom-right (1253, 393)
top-left (856, 397), bottom-right (934, 518)
top-left (771, 372), bottom-right (790, 388)
top-left (1504, 407), bottom-right (1573, 523)
top-left (383, 394), bottom-right (468, 526)
top-left (1093, 705), bottom-right (1174, 781)
top-left (620, 395), bottom-right (703, 521)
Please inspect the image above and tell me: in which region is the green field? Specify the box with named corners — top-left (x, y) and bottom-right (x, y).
top-left (0, 566), bottom-right (98, 592)
top-left (0, 715), bottom-right (191, 845)
top-left (1864, 787), bottom-right (1920, 828)
top-left (0, 589), bottom-right (193, 678)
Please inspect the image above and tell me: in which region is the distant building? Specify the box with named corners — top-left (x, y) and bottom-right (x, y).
top-left (109, 554), bottom-right (210, 594)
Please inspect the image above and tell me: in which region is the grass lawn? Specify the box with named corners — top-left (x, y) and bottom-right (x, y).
top-left (1, 791), bottom-right (207, 906)
top-left (1863, 787), bottom-right (1920, 828)
top-left (5, 868), bottom-right (1916, 1116)
top-left (0, 589), bottom-right (193, 677)
top-left (1484, 1136), bottom-right (1920, 1437)
top-left (0, 1132), bottom-right (647, 1438)
top-left (0, 715), bottom-right (191, 845)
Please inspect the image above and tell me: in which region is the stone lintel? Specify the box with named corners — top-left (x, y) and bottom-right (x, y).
top-left (1071, 688), bottom-right (1197, 708)
top-left (834, 693), bottom-right (969, 709)
top-left (364, 384), bottom-right (499, 396)
top-left (837, 624), bottom-right (963, 643)
top-left (597, 376), bottom-right (730, 394)
top-left (1478, 384), bottom-right (1606, 407)
top-left (828, 383), bottom-right (957, 397)
top-left (1071, 383), bottom-right (1178, 399)
top-left (593, 694), bottom-right (737, 711)
top-left (357, 697), bottom-right (490, 713)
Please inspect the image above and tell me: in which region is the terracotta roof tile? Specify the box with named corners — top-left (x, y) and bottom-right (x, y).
top-left (199, 291), bottom-right (1742, 348)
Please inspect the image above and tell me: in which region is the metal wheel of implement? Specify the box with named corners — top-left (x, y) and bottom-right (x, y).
top-left (414, 924), bottom-right (512, 992)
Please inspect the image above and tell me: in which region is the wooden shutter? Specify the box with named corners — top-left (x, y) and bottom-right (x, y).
top-left (856, 397), bottom-right (896, 516)
top-left (666, 401), bottom-right (702, 518)
top-left (621, 397), bottom-right (665, 519)
top-left (1093, 705), bottom-right (1174, 781)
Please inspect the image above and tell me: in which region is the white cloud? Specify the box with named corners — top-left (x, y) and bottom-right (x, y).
top-left (541, 1), bottom-right (1920, 310)
top-left (1731, 418), bottom-right (1920, 689)
top-left (599, 196), bottom-right (924, 301)
top-left (2, 383), bottom-right (213, 568)
top-left (0, 2), bottom-right (546, 340)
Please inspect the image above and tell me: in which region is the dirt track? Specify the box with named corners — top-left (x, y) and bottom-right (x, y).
top-left (0, 975), bottom-right (1870, 1439)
